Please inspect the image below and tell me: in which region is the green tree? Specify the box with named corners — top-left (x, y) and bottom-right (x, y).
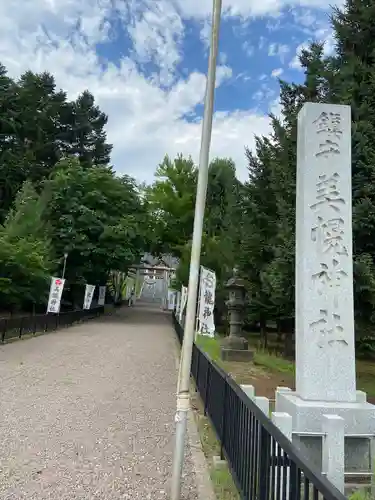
top-left (68, 90), bottom-right (112, 167)
top-left (146, 154), bottom-right (197, 257)
top-left (0, 65), bottom-right (112, 223)
top-left (170, 157), bottom-right (243, 326)
top-left (329, 0), bottom-right (375, 326)
top-left (239, 140), bottom-right (278, 341)
top-left (0, 181), bottom-right (54, 310)
top-left (43, 157), bottom-right (147, 285)
top-left (238, 44), bottom-right (331, 350)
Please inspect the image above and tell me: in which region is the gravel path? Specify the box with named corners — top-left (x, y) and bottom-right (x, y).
top-left (0, 304), bottom-right (198, 500)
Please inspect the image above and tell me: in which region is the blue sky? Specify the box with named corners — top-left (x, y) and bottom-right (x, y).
top-left (0, 0), bottom-right (341, 182)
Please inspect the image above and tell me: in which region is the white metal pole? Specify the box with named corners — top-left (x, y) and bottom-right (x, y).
top-left (62, 253), bottom-right (68, 280)
top-left (170, 0), bottom-right (222, 498)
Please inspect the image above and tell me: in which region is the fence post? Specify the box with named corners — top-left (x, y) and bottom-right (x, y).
top-left (220, 379), bottom-right (228, 460)
top-left (255, 397), bottom-right (270, 416)
top-left (272, 412), bottom-right (292, 441)
top-left (241, 384), bottom-right (255, 400)
top-left (322, 414), bottom-right (345, 493)
top-left (258, 425), bottom-right (271, 500)
top-left (195, 350), bottom-right (200, 391)
top-left (272, 412), bottom-right (292, 498)
top-left (204, 362), bottom-right (211, 416)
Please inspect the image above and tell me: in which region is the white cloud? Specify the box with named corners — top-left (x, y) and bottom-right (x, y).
top-left (126, 1), bottom-right (184, 86)
top-left (175, 0), bottom-right (343, 20)
top-left (269, 95), bottom-right (282, 117)
top-left (252, 83), bottom-right (276, 104)
top-left (268, 42), bottom-right (290, 61)
top-left (259, 36), bottom-right (267, 50)
top-left (315, 25), bottom-right (336, 56)
top-left (291, 8), bottom-right (318, 28)
top-left (216, 65), bottom-right (233, 85)
top-left (288, 15), bottom-right (337, 71)
top-left (0, 0), bottom-right (342, 186)
top-left (0, 0), bottom-right (276, 184)
top-left (199, 18), bottom-right (212, 49)
top-left (271, 68), bottom-right (283, 77)
top-left (219, 52), bottom-right (228, 64)
top-left (266, 18), bottom-right (283, 32)
top-left (242, 41), bottom-right (255, 57)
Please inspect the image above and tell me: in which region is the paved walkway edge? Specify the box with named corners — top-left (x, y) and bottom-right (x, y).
top-left (173, 338), bottom-right (216, 500)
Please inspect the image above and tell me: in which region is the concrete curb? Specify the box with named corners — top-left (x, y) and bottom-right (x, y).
top-left (173, 337), bottom-right (216, 500)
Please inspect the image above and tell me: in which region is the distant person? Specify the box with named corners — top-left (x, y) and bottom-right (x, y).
top-left (129, 287), bottom-right (135, 307)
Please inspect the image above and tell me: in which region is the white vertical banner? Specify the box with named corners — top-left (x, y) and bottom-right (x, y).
top-left (98, 286), bottom-right (106, 306)
top-left (168, 289), bottom-right (176, 310)
top-left (164, 270), bottom-right (169, 310)
top-left (197, 266), bottom-right (216, 337)
top-left (47, 277), bottom-right (65, 313)
top-left (195, 266), bottom-right (203, 332)
top-left (179, 286), bottom-right (188, 323)
top-left (175, 291), bottom-right (181, 316)
top-left (83, 284), bottom-right (95, 310)
top-left (125, 278), bottom-right (134, 299)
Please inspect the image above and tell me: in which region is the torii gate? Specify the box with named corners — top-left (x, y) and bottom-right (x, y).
top-left (128, 263), bottom-right (176, 309)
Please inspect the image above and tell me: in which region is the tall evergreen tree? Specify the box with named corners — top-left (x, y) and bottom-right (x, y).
top-left (329, 0), bottom-right (375, 325)
top-left (239, 43), bottom-right (331, 348)
top-left (0, 64), bottom-right (113, 223)
top-left (69, 91), bottom-right (112, 167)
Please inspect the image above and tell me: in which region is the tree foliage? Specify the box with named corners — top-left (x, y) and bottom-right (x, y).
top-left (0, 66), bottom-right (112, 224)
top-left (0, 62), bottom-right (147, 312)
top-left (146, 154), bottom-right (243, 324)
top-left (237, 1), bottom-right (375, 346)
top-left (0, 182), bottom-right (54, 309)
top-left (152, 1), bottom-right (375, 346)
top-left (43, 157), bottom-right (148, 285)
top-left (145, 154), bottom-right (197, 257)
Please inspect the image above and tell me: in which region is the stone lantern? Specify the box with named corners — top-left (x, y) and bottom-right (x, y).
top-left (220, 268), bottom-right (254, 362)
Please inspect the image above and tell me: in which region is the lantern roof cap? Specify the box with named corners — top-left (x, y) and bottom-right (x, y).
top-left (225, 267), bottom-right (246, 289)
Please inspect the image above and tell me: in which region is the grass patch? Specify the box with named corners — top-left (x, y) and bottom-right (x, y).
top-left (253, 350), bottom-right (295, 374)
top-left (195, 335), bottom-right (222, 364)
top-left (196, 334), bottom-right (294, 374)
top-left (348, 489), bottom-right (371, 500)
top-left (355, 359), bottom-right (375, 399)
top-left (195, 333), bottom-right (375, 402)
top-left (191, 386), bottom-right (240, 500)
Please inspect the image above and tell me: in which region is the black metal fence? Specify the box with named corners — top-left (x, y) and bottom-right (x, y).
top-left (172, 314), bottom-right (346, 500)
top-left (0, 306), bottom-right (105, 343)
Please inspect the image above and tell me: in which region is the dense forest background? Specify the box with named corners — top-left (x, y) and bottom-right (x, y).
top-left (1, 0), bottom-right (375, 353)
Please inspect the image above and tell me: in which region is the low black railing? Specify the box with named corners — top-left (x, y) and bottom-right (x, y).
top-left (0, 306), bottom-right (105, 343)
top-left (173, 314), bottom-right (346, 500)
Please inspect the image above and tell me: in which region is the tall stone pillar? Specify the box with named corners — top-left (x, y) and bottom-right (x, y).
top-left (276, 102), bottom-right (375, 476)
top-left (295, 102), bottom-right (356, 402)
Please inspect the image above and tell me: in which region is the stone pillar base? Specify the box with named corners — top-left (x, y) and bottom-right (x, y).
top-left (221, 348), bottom-right (254, 362)
top-left (276, 388), bottom-right (375, 475)
top-left (220, 335), bottom-right (253, 362)
top-left (221, 335), bottom-right (248, 350)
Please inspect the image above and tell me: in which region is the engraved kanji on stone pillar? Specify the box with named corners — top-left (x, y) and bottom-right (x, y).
top-left (295, 103), bottom-right (356, 402)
